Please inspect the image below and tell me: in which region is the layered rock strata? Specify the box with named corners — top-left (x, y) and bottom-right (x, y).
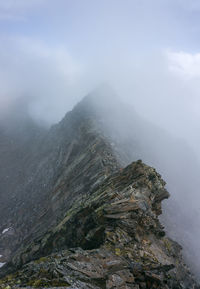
top-left (0, 161), bottom-right (198, 288)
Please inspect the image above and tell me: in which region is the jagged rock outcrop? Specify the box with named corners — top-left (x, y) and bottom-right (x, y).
top-left (0, 161), bottom-right (198, 288)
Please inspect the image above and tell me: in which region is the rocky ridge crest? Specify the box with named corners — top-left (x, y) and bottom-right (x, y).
top-left (0, 161), bottom-right (198, 288)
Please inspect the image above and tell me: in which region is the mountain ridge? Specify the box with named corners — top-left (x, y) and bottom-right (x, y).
top-left (0, 88), bottom-right (199, 288)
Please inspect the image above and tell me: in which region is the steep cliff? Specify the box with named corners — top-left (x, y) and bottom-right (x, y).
top-left (0, 89), bottom-right (199, 288)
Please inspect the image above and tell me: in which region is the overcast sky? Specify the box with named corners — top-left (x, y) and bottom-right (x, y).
top-left (0, 0), bottom-right (200, 154)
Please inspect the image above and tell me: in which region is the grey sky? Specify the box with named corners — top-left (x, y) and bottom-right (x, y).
top-left (0, 0), bottom-right (200, 154)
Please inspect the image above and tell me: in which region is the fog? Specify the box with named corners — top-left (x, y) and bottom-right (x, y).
top-left (0, 0), bottom-right (200, 277)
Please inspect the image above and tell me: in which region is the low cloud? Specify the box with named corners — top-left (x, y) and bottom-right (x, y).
top-left (1, 38), bottom-right (200, 155)
top-left (0, 36), bottom-right (84, 124)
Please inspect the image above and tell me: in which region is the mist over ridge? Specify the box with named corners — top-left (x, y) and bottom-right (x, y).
top-left (1, 85), bottom-right (200, 277)
top-left (0, 0), bottom-right (200, 285)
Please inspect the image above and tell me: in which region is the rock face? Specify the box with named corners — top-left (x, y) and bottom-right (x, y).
top-left (0, 88), bottom-right (199, 288)
top-left (0, 161), bottom-right (198, 288)
top-left (0, 96), bottom-right (119, 263)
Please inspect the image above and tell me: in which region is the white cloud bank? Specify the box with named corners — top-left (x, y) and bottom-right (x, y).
top-left (168, 51), bottom-right (200, 78)
top-left (0, 37), bottom-right (84, 124)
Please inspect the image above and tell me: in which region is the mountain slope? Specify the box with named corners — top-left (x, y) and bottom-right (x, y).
top-left (0, 88), bottom-right (199, 287)
top-left (0, 94), bottom-right (120, 264)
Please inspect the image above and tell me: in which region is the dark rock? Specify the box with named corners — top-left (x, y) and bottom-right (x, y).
top-left (0, 161), bottom-right (199, 288)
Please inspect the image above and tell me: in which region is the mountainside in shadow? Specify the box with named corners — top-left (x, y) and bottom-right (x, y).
top-left (0, 87), bottom-right (199, 288)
